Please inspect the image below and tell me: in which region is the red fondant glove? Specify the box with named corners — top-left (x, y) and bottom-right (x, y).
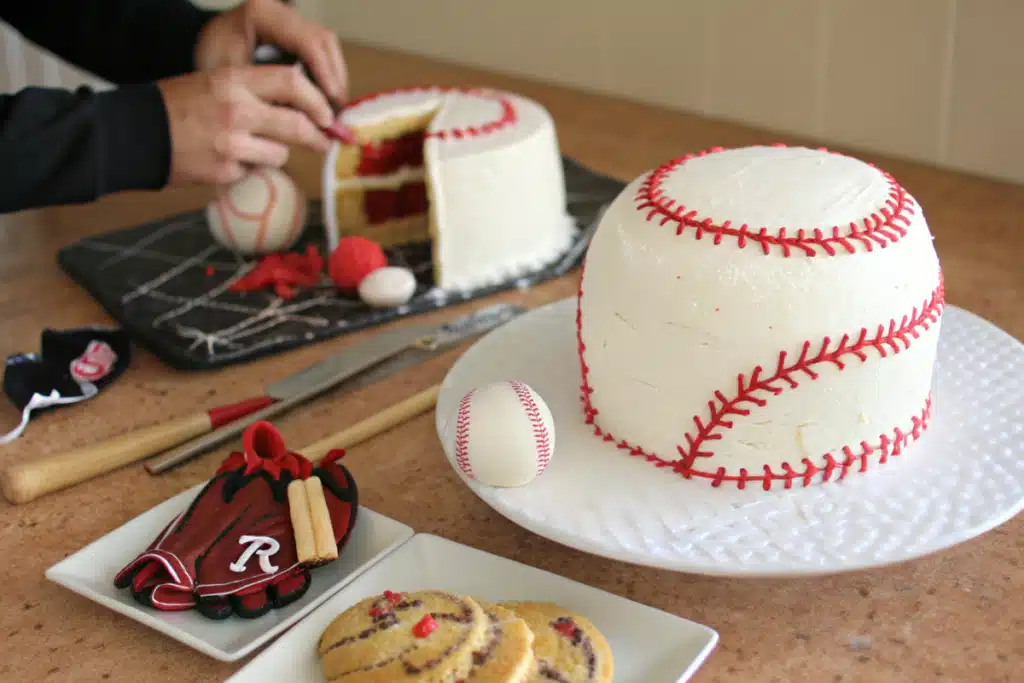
top-left (114, 421), bottom-right (357, 620)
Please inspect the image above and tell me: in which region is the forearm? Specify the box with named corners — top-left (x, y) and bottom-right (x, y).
top-left (1, 0), bottom-right (217, 83)
top-left (0, 85), bottom-right (172, 213)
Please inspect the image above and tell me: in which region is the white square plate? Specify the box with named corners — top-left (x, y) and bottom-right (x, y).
top-left (45, 482), bottom-right (414, 662)
top-left (225, 534), bottom-right (719, 683)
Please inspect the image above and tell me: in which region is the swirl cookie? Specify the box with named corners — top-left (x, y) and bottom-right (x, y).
top-left (457, 603), bottom-right (535, 682)
top-left (318, 590), bottom-right (489, 682)
top-left (498, 601), bottom-right (614, 683)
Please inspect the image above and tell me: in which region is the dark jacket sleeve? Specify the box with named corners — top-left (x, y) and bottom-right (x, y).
top-left (0, 84), bottom-right (174, 212)
top-left (0, 0), bottom-right (218, 213)
top-left (3, 0), bottom-right (216, 84)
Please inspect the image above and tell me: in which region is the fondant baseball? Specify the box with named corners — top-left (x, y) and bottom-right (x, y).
top-left (358, 266), bottom-right (416, 308)
top-left (206, 167), bottom-right (307, 255)
top-left (451, 380), bottom-right (555, 487)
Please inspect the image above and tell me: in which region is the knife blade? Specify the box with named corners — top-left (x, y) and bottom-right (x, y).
top-left (0, 303), bottom-right (525, 503)
top-left (144, 303), bottom-right (526, 474)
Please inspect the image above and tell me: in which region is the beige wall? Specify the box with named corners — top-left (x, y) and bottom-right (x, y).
top-left (327, 0), bottom-right (1024, 186)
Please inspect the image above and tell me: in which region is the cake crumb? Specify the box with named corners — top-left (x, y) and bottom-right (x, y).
top-left (848, 635), bottom-right (872, 650)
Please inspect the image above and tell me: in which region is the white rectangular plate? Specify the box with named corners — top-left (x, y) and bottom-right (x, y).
top-left (225, 534), bottom-right (719, 683)
top-left (45, 482), bottom-right (414, 662)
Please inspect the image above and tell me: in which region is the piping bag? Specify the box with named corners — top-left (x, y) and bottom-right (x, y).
top-left (1, 327), bottom-right (132, 444)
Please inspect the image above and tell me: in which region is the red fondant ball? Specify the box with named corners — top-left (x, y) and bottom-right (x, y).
top-left (329, 236), bottom-right (387, 290)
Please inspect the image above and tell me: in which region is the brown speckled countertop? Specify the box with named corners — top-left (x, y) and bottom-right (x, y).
top-left (0, 44), bottom-right (1020, 683)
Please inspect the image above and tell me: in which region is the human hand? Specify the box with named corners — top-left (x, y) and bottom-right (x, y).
top-left (157, 65), bottom-right (334, 186)
top-left (194, 0), bottom-right (348, 109)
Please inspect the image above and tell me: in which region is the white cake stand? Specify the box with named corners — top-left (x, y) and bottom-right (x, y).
top-left (435, 297), bottom-right (1023, 577)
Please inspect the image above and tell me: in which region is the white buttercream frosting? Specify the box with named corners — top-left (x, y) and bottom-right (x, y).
top-left (324, 88), bottom-right (575, 291)
top-left (334, 165), bottom-right (425, 191)
top-left (577, 145), bottom-right (944, 490)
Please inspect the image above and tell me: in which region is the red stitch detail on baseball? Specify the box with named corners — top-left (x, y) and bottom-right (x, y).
top-left (634, 145), bottom-right (915, 257)
top-left (575, 257), bottom-right (944, 490)
top-left (678, 282), bottom-right (944, 469)
top-left (340, 86), bottom-right (518, 145)
top-left (453, 390), bottom-right (475, 479)
top-left (216, 169), bottom-right (279, 252)
top-left (509, 381), bottom-right (552, 474)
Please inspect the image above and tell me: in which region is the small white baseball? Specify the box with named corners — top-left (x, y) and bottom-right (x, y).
top-left (358, 266), bottom-right (416, 308)
top-left (450, 380), bottom-right (555, 488)
top-left (206, 167), bottom-right (307, 255)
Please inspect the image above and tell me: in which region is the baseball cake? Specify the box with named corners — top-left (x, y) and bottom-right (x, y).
top-left (576, 144), bottom-right (944, 491)
top-left (322, 87), bottom-right (577, 292)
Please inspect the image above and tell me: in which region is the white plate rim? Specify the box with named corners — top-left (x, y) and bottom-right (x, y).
top-left (45, 482), bottom-right (415, 662)
top-left (434, 297), bottom-right (1024, 577)
top-left (224, 532), bottom-right (721, 683)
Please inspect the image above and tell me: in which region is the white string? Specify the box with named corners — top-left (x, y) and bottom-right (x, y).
top-left (0, 385), bottom-right (98, 444)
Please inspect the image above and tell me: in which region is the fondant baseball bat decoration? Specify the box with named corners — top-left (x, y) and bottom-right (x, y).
top-left (0, 398), bottom-right (274, 505)
top-left (298, 384), bottom-right (440, 464)
top-left (0, 303), bottom-right (525, 503)
top-left (145, 302), bottom-right (525, 474)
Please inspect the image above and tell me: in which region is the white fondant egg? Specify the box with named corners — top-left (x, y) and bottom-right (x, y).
top-left (206, 167), bottom-right (306, 255)
top-left (357, 266), bottom-right (416, 308)
top-left (448, 380), bottom-right (555, 488)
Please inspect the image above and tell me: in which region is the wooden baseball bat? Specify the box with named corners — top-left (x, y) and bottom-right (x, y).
top-left (0, 397), bottom-right (276, 505)
top-left (0, 385), bottom-right (439, 505)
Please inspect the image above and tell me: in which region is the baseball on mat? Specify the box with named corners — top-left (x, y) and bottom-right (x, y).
top-left (450, 380), bottom-right (555, 488)
top-left (206, 166), bottom-right (307, 255)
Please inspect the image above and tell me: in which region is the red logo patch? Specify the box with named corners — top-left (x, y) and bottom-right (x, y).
top-left (70, 340), bottom-right (117, 383)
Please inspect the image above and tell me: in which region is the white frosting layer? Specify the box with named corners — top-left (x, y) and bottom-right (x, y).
top-left (425, 91), bottom-right (575, 290)
top-left (334, 165), bottom-right (425, 191)
top-left (577, 145), bottom-right (943, 488)
top-left (340, 89), bottom-right (443, 128)
top-left (324, 88), bottom-right (576, 292)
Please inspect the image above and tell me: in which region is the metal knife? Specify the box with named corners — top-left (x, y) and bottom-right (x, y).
top-left (144, 303), bottom-right (525, 474)
top-left (0, 303), bottom-right (524, 503)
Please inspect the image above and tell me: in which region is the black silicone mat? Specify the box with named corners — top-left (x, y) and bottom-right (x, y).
top-left (57, 157), bottom-right (626, 371)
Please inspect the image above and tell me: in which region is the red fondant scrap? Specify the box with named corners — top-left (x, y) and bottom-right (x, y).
top-left (553, 618), bottom-right (577, 637)
top-left (413, 614), bottom-right (438, 638)
top-left (228, 244), bottom-right (325, 299)
top-left (324, 120), bottom-right (357, 145)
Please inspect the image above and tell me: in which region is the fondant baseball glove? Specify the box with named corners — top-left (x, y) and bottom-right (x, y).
top-left (114, 421), bottom-right (358, 620)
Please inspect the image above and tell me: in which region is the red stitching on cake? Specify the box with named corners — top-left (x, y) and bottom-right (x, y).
top-left (341, 86), bottom-right (518, 145)
top-left (454, 390), bottom-right (475, 478)
top-left (679, 281), bottom-right (944, 469)
top-left (634, 145), bottom-right (916, 257)
top-left (590, 395), bottom-right (932, 491)
top-left (509, 380), bottom-right (553, 473)
top-left (575, 260), bottom-right (944, 491)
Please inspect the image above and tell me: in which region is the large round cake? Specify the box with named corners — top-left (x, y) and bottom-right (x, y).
top-left (576, 144), bottom-right (944, 491)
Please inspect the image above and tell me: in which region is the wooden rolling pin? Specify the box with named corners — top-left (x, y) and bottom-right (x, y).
top-left (0, 385), bottom-right (439, 505)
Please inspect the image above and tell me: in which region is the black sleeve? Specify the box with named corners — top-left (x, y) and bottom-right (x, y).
top-left (0, 84), bottom-right (174, 212)
top-left (1, 0), bottom-right (217, 84)
top-left (0, 0), bottom-right (221, 213)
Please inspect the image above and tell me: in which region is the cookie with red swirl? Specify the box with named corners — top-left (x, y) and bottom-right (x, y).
top-left (498, 601), bottom-right (614, 683)
top-left (456, 602), bottom-right (535, 682)
top-left (317, 590), bottom-right (489, 683)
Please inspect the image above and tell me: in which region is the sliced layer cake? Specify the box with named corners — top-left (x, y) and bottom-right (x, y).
top-left (322, 87), bottom-right (576, 292)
